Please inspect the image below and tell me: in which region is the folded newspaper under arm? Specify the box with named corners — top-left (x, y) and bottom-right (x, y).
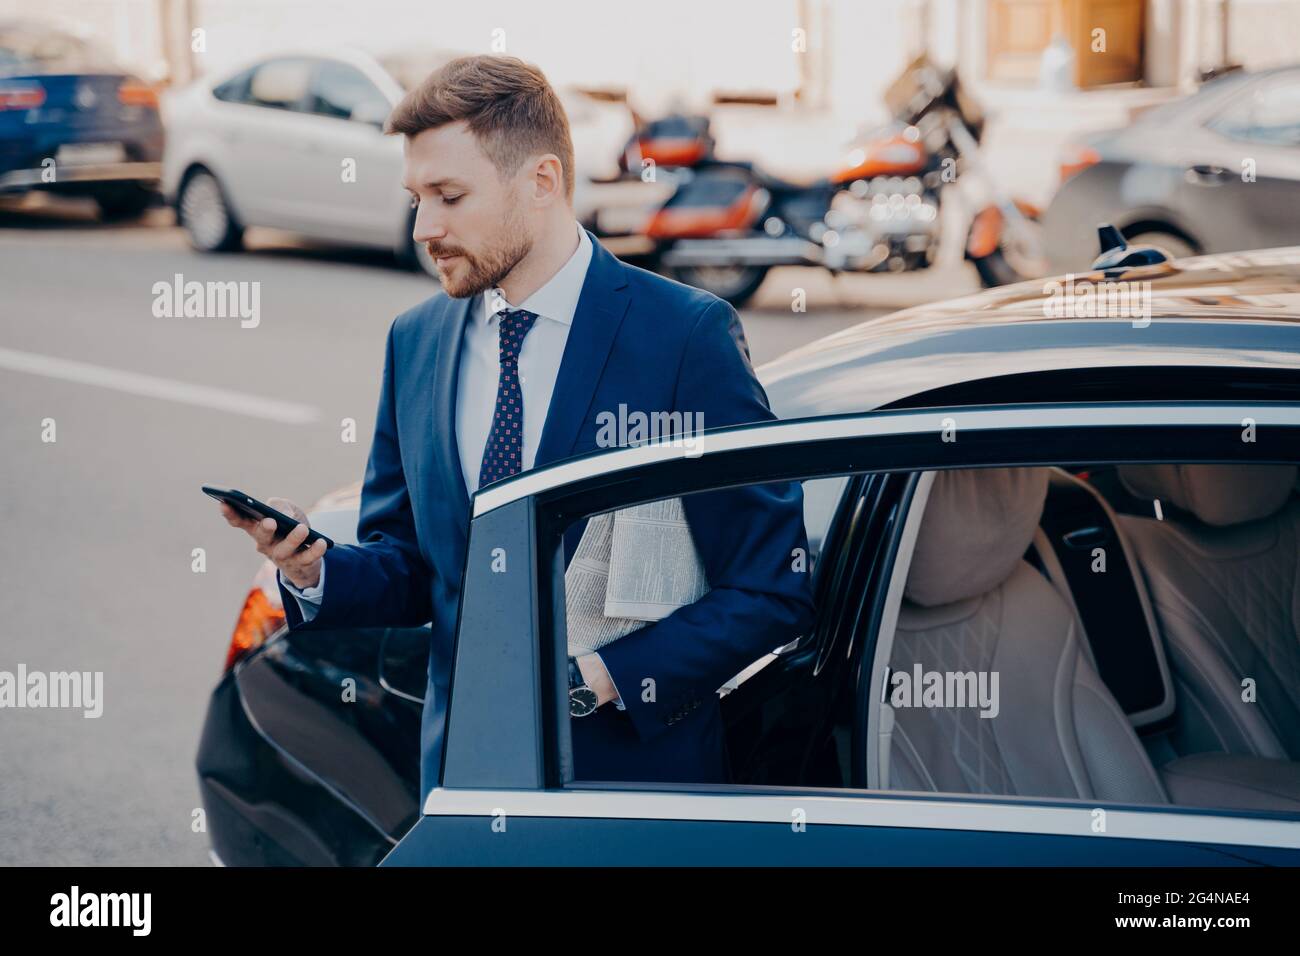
top-left (563, 497), bottom-right (788, 697)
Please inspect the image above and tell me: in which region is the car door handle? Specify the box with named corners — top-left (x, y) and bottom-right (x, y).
top-left (1186, 164), bottom-right (1230, 185)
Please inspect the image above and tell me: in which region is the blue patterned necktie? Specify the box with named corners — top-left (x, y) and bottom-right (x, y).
top-left (478, 307), bottom-right (539, 489)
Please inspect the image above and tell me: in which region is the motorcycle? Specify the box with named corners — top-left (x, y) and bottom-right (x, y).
top-left (598, 56), bottom-right (1048, 307)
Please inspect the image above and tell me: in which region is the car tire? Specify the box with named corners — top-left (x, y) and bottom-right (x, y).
top-left (94, 184), bottom-right (154, 222)
top-left (666, 263), bottom-right (769, 309)
top-left (1124, 231), bottom-right (1198, 261)
top-left (178, 168), bottom-right (244, 253)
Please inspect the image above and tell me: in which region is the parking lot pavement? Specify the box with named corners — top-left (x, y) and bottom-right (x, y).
top-left (0, 200), bottom-right (967, 863)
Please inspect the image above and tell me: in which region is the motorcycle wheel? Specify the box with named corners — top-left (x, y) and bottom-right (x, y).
top-left (666, 264), bottom-right (769, 309)
top-left (972, 220), bottom-right (1050, 288)
top-left (971, 250), bottom-right (1025, 288)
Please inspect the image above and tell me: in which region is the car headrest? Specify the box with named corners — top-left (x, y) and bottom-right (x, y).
top-left (1117, 464), bottom-right (1297, 527)
top-left (905, 467), bottom-right (1050, 607)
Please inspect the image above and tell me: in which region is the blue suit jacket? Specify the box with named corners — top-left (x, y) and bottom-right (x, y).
top-left (279, 231), bottom-right (815, 803)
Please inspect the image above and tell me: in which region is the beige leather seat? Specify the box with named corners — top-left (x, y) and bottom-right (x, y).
top-left (885, 467), bottom-right (1169, 803)
top-left (1116, 464), bottom-right (1300, 760)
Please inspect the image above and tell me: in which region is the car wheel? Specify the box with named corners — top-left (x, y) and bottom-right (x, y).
top-left (94, 184), bottom-right (154, 222)
top-left (1124, 231), bottom-right (1198, 261)
top-left (666, 264), bottom-right (769, 308)
top-left (178, 169), bottom-right (243, 253)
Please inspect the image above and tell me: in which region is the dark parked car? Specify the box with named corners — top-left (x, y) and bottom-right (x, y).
top-left (198, 243), bottom-right (1300, 866)
top-left (0, 20), bottom-right (162, 219)
top-left (1044, 66), bottom-right (1300, 271)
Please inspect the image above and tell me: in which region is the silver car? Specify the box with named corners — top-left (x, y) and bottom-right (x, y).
top-left (1043, 65), bottom-right (1300, 271)
top-left (162, 47), bottom-right (630, 277)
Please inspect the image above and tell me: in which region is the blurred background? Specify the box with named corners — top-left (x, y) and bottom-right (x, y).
top-left (1, 0), bottom-right (1298, 864)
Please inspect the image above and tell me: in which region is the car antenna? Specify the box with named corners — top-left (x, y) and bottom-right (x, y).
top-left (1097, 224), bottom-right (1127, 255)
top-left (1091, 222), bottom-right (1171, 277)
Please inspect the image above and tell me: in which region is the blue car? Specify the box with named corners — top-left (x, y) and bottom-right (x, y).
top-left (0, 20), bottom-right (162, 219)
top-left (199, 240), bottom-right (1300, 866)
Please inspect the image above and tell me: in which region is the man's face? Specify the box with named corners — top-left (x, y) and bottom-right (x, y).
top-left (402, 121), bottom-right (533, 298)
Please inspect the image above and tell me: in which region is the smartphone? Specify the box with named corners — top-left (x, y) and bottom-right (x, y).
top-left (202, 485), bottom-right (334, 551)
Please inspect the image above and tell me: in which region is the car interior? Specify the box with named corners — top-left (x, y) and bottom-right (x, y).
top-left (864, 461), bottom-right (1300, 813)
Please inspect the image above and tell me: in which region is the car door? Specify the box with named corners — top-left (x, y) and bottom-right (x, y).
top-left (1173, 70), bottom-right (1300, 253)
top-left (296, 58), bottom-right (407, 246)
top-left (213, 56), bottom-right (326, 231)
top-left (381, 401), bottom-right (1300, 866)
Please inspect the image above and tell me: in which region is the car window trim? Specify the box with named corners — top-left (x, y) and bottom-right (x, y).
top-left (859, 469), bottom-right (935, 790)
top-left (440, 402), bottom-right (1300, 837)
top-left (420, 786), bottom-right (1300, 850)
top-left (473, 401), bottom-right (1300, 518)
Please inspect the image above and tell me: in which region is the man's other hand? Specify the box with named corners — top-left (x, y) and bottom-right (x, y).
top-left (218, 496), bottom-right (326, 590)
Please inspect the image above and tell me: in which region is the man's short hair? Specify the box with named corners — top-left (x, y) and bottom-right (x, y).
top-left (385, 54), bottom-right (575, 200)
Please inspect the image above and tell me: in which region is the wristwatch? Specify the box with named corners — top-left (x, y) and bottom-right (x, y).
top-left (568, 656), bottom-right (598, 718)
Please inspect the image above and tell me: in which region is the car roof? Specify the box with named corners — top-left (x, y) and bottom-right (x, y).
top-left (758, 247), bottom-right (1300, 418)
top-left (200, 45), bottom-right (391, 87)
top-left (309, 246), bottom-right (1300, 524)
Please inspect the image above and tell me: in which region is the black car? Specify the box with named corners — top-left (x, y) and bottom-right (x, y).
top-left (0, 20), bottom-right (163, 219)
top-left (198, 244), bottom-right (1300, 866)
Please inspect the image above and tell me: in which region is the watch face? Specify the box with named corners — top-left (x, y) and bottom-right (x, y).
top-left (569, 687), bottom-right (598, 717)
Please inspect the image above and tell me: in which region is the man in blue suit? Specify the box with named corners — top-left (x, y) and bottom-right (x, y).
top-left (218, 55), bottom-right (814, 805)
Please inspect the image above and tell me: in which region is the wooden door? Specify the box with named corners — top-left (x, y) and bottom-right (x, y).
top-left (1068, 0), bottom-right (1144, 87)
top-left (985, 0), bottom-right (1144, 87)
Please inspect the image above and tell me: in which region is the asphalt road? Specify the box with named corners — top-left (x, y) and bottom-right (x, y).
top-left (0, 196), bottom-right (979, 864)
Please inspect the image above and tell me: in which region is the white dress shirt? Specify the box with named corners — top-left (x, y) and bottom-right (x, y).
top-left (279, 223), bottom-right (623, 706)
top-left (454, 221), bottom-right (590, 496)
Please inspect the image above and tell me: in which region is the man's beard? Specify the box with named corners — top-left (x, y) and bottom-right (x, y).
top-left (427, 213), bottom-right (532, 299)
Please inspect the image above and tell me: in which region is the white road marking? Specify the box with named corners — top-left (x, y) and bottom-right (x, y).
top-left (0, 346), bottom-right (319, 424)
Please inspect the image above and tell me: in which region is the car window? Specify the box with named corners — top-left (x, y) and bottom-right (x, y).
top-left (870, 461), bottom-right (1300, 816)
top-left (377, 51), bottom-right (458, 92)
top-left (309, 59), bottom-right (389, 121)
top-left (1248, 80), bottom-right (1300, 146)
top-left (802, 475), bottom-right (850, 569)
top-left (555, 475), bottom-right (818, 745)
top-left (246, 58), bottom-right (312, 111)
top-left (545, 453), bottom-right (1300, 821)
top-left (212, 67), bottom-right (254, 104)
top-left (1207, 74), bottom-right (1300, 146)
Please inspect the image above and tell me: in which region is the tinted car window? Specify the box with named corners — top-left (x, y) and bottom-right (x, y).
top-left (1248, 79), bottom-right (1300, 146)
top-left (212, 67), bottom-right (253, 104)
top-left (309, 60), bottom-right (388, 121)
top-left (1208, 75), bottom-right (1300, 146)
top-left (246, 58), bottom-right (312, 111)
top-left (802, 475), bottom-right (849, 567)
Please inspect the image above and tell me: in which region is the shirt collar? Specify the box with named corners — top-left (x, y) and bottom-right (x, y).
top-left (482, 221), bottom-right (592, 327)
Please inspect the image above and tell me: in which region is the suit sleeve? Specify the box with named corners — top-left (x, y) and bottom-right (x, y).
top-left (278, 565), bottom-right (323, 622)
top-left (595, 298), bottom-right (816, 742)
top-left (278, 317), bottom-right (434, 630)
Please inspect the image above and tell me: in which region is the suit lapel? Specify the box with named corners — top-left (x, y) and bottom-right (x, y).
top-left (536, 233), bottom-right (631, 467)
top-left (432, 294), bottom-right (472, 529)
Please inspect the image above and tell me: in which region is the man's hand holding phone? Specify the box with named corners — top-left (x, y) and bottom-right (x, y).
top-left (217, 496), bottom-right (327, 590)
